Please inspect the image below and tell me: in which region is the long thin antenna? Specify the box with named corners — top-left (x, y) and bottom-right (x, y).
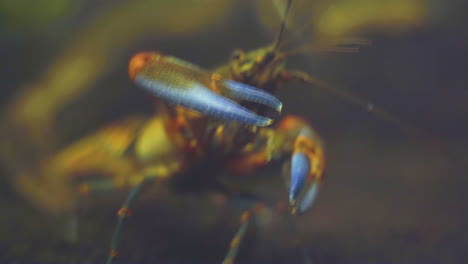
top-left (277, 16), bottom-right (312, 50)
top-left (284, 45), bottom-right (360, 56)
top-left (273, 0), bottom-right (294, 50)
top-left (283, 38), bottom-right (372, 57)
top-left (284, 69), bottom-right (452, 157)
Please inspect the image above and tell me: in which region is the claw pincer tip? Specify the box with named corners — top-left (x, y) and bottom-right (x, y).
top-left (290, 152), bottom-right (310, 203)
top-left (289, 127), bottom-right (324, 215)
top-left (223, 80), bottom-right (283, 112)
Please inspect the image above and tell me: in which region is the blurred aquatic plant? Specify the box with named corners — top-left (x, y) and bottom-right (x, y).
top-left (0, 0), bottom-right (76, 30)
top-left (314, 0), bottom-right (427, 37)
top-left (255, 0), bottom-right (428, 47)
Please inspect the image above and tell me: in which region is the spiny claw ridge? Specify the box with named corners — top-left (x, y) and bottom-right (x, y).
top-left (223, 80), bottom-right (283, 112)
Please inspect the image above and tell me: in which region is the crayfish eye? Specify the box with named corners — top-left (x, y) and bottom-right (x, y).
top-left (230, 49), bottom-right (245, 61)
top-left (129, 52), bottom-right (160, 80)
top-left (264, 51), bottom-right (275, 63)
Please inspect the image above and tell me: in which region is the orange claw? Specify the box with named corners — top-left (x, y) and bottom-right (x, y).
top-left (128, 52), bottom-right (162, 80)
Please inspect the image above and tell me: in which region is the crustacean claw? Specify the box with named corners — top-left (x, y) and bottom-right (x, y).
top-left (289, 127), bottom-right (325, 215)
top-left (223, 80), bottom-right (282, 112)
top-left (130, 52), bottom-right (282, 127)
top-left (289, 152), bottom-right (310, 203)
top-left (136, 77), bottom-right (274, 126)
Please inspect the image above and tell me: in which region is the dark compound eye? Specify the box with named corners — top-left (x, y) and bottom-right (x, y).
top-left (230, 49), bottom-right (244, 61)
top-left (263, 51), bottom-right (275, 63)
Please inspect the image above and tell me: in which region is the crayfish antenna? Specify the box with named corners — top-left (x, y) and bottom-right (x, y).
top-left (272, 0), bottom-right (294, 51)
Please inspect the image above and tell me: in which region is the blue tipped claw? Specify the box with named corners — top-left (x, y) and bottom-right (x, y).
top-left (287, 127), bottom-right (324, 215)
top-left (223, 80), bottom-right (283, 112)
top-left (297, 181), bottom-right (319, 215)
top-left (289, 152), bottom-right (310, 203)
top-left (134, 69), bottom-right (281, 127)
top-left (290, 152), bottom-right (320, 215)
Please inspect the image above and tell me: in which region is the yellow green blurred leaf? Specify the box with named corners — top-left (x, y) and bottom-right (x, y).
top-left (316, 0), bottom-right (428, 38)
top-left (0, 0), bottom-right (75, 29)
top-left (255, 0), bottom-right (428, 47)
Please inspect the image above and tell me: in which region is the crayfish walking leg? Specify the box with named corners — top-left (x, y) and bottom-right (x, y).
top-left (221, 115), bottom-right (325, 263)
top-left (226, 115), bottom-right (326, 216)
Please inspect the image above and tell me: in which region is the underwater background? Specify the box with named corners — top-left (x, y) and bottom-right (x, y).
top-left (0, 0), bottom-right (466, 263)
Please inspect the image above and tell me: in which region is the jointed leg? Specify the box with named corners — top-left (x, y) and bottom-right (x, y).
top-left (106, 181), bottom-right (144, 264)
top-left (74, 177), bottom-right (149, 264)
top-left (222, 210), bottom-right (251, 264)
top-left (219, 192), bottom-right (311, 264)
top-left (226, 115), bottom-right (326, 215)
top-left (64, 178), bottom-right (126, 244)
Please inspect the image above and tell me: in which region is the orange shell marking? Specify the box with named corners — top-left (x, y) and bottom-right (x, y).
top-left (128, 52), bottom-right (162, 80)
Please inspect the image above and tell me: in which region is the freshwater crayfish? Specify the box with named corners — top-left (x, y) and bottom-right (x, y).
top-left (9, 0), bottom-right (419, 263)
